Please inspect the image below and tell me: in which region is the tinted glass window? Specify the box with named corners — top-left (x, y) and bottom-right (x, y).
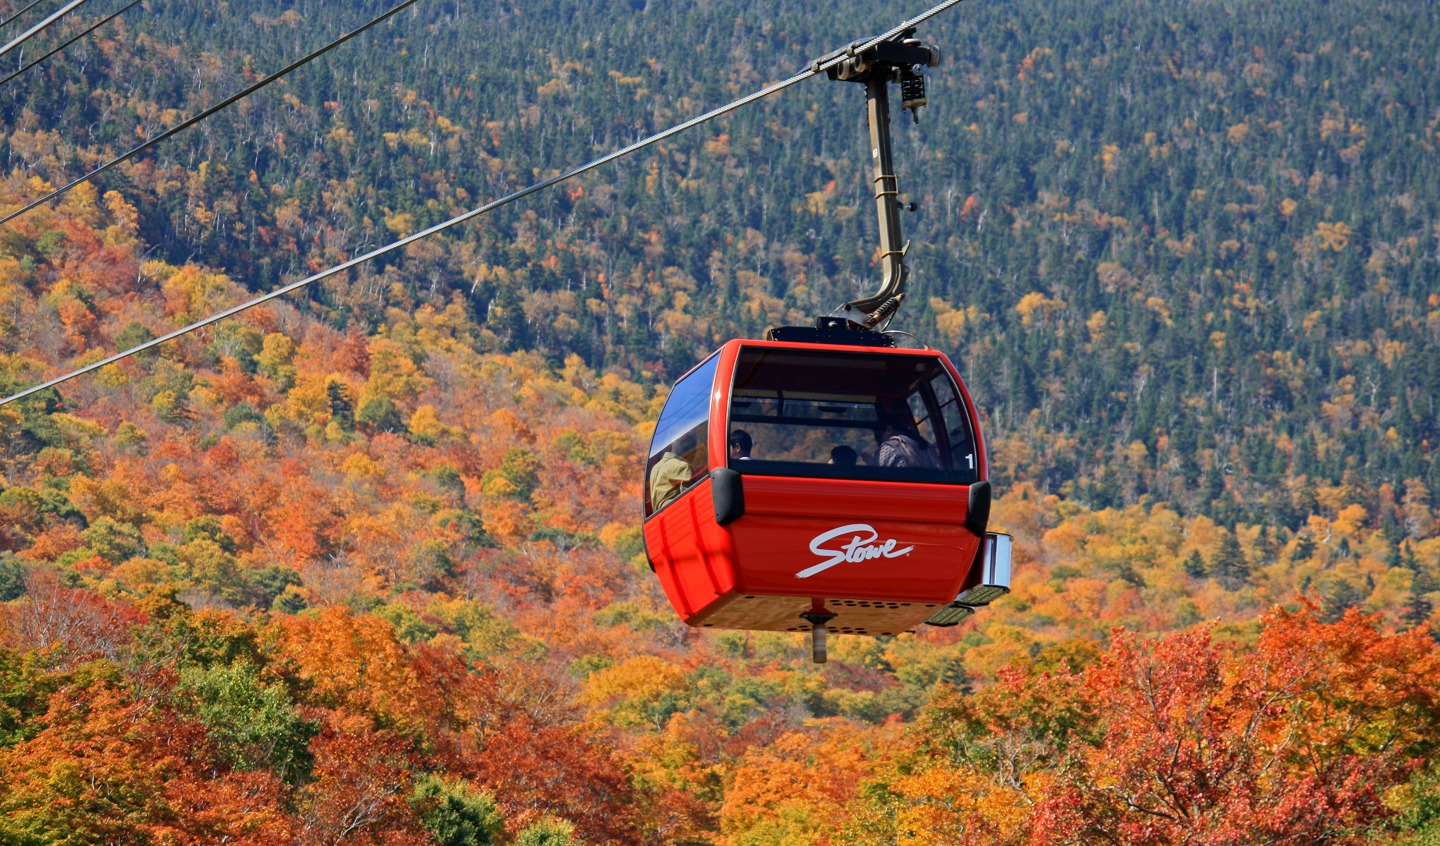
top-left (726, 347), bottom-right (978, 485)
top-left (645, 353), bottom-right (719, 516)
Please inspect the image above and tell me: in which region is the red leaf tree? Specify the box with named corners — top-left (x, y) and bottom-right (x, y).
top-left (1028, 606), bottom-right (1440, 846)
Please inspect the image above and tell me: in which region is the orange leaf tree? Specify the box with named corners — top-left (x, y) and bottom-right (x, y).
top-left (1029, 607), bottom-right (1440, 845)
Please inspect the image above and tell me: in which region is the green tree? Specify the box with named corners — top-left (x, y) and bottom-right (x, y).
top-left (250, 566), bottom-right (301, 608)
top-left (357, 396), bottom-right (405, 434)
top-left (1207, 533), bottom-right (1248, 589)
top-left (487, 447), bottom-right (542, 502)
top-left (1182, 549), bottom-right (1207, 578)
top-left (114, 322), bottom-right (158, 361)
top-left (1404, 566), bottom-right (1437, 631)
top-left (326, 378), bottom-right (355, 430)
top-left (175, 661), bottom-right (317, 781)
top-left (1392, 759), bottom-right (1440, 846)
top-left (177, 539), bottom-right (247, 604)
top-left (0, 648), bottom-right (56, 746)
top-left (1321, 578), bottom-right (1366, 623)
top-left (0, 554), bottom-right (25, 601)
top-left (80, 518), bottom-right (146, 565)
top-left (182, 516), bottom-right (236, 552)
top-left (513, 817), bottom-right (579, 846)
top-left (410, 774), bottom-right (505, 846)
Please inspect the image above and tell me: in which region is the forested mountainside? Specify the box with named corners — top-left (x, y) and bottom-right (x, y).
top-left (5, 0), bottom-right (1437, 525)
top-left (2, 0), bottom-right (1440, 843)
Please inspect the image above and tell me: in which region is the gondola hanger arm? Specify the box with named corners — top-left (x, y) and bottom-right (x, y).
top-left (826, 32), bottom-right (940, 328)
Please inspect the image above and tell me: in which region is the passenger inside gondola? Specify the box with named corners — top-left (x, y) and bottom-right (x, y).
top-left (728, 429), bottom-right (753, 462)
top-left (649, 431), bottom-right (704, 512)
top-left (644, 353), bottom-right (719, 516)
top-left (875, 414), bottom-right (941, 469)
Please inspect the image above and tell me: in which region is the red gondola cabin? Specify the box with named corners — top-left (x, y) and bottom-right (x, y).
top-left (644, 336), bottom-right (1011, 645)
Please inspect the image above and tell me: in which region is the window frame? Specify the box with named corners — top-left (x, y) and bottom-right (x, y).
top-left (723, 346), bottom-right (979, 486)
top-left (644, 351), bottom-right (721, 518)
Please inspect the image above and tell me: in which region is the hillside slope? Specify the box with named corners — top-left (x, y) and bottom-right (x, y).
top-left (1, 0), bottom-right (1439, 842)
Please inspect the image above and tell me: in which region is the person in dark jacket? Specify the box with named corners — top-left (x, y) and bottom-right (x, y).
top-left (875, 418), bottom-right (940, 469)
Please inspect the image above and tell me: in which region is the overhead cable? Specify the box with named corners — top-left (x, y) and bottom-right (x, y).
top-left (0, 0), bottom-right (421, 228)
top-left (0, 0), bottom-right (965, 408)
top-left (0, 0), bottom-right (88, 59)
top-left (0, 0), bottom-right (141, 87)
top-left (0, 0), bottom-right (50, 31)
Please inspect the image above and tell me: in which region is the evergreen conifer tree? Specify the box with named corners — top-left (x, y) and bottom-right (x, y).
top-left (1208, 533), bottom-right (1248, 590)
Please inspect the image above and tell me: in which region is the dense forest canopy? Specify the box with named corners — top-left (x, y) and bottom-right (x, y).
top-left (0, 0), bottom-right (1438, 843)
top-left (5, 0), bottom-right (1436, 524)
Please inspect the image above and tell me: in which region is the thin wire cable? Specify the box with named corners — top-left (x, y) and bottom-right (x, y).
top-left (0, 0), bottom-right (420, 227)
top-left (0, 0), bottom-right (139, 87)
top-left (0, 0), bottom-right (965, 408)
top-left (0, 0), bottom-right (87, 58)
top-left (0, 0), bottom-right (50, 30)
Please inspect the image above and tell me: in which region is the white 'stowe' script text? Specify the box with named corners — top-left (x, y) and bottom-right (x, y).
top-left (796, 523), bottom-right (915, 579)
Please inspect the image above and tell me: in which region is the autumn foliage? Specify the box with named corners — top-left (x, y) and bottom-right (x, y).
top-left (843, 606), bottom-right (1440, 846)
top-left (3, 596), bottom-right (1434, 845)
top-left (3, 0), bottom-right (1440, 842)
top-left (2, 179), bottom-right (1439, 842)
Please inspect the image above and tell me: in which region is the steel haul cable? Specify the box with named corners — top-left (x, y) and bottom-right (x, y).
top-left (0, 0), bottom-right (140, 87)
top-left (0, 0), bottom-right (965, 408)
top-left (0, 0), bottom-right (421, 227)
top-left (0, 0), bottom-right (88, 59)
top-left (0, 0), bottom-right (50, 31)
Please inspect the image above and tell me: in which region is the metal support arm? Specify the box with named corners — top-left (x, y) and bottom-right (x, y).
top-left (825, 32), bottom-right (940, 326)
